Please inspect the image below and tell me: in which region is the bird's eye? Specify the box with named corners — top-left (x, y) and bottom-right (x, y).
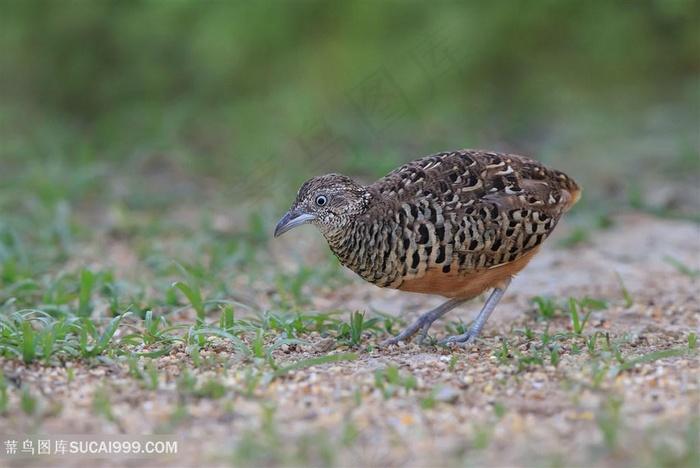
top-left (315, 195), bottom-right (328, 206)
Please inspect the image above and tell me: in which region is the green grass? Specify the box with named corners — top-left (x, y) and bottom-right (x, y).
top-left (273, 353), bottom-right (358, 378)
top-left (336, 311), bottom-right (384, 347)
top-left (663, 255), bottom-right (700, 279)
top-left (372, 365), bottom-right (418, 400)
top-left (615, 273), bottom-right (635, 308)
top-left (596, 394), bottom-right (624, 450)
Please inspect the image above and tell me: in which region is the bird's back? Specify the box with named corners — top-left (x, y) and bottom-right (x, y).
top-left (331, 149), bottom-right (580, 297)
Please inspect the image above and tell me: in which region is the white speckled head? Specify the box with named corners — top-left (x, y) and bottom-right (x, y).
top-left (274, 174), bottom-right (371, 238)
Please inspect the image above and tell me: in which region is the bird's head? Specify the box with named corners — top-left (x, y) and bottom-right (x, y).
top-left (274, 174), bottom-right (371, 238)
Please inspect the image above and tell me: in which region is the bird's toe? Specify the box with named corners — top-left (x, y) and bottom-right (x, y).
top-left (438, 331), bottom-right (478, 348)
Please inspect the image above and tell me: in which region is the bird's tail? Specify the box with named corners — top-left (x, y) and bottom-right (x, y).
top-left (554, 170), bottom-right (581, 211)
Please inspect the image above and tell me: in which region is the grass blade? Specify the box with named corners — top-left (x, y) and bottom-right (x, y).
top-left (97, 312), bottom-right (133, 351)
top-left (619, 348), bottom-right (697, 371)
top-left (172, 275), bottom-right (205, 326)
top-left (188, 327), bottom-right (252, 357)
top-left (77, 269), bottom-right (98, 317)
top-left (663, 255), bottom-right (700, 278)
top-left (274, 353), bottom-right (358, 378)
top-left (21, 320), bottom-right (36, 363)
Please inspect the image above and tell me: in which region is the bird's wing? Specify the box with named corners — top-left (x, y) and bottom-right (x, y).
top-left (369, 150), bottom-right (578, 273)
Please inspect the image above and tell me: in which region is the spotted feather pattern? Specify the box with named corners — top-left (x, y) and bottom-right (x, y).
top-left (325, 150), bottom-right (580, 290)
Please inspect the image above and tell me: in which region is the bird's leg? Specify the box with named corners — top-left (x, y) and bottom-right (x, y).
top-left (439, 278), bottom-right (512, 347)
top-left (383, 298), bottom-right (467, 345)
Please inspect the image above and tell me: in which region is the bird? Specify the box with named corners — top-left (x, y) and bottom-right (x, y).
top-left (274, 149), bottom-right (580, 346)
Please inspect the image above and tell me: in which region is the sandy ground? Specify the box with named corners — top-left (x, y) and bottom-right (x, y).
top-left (2, 212), bottom-right (699, 467)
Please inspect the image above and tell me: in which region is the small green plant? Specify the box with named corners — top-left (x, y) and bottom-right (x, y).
top-left (570, 298), bottom-right (592, 335)
top-left (142, 310), bottom-right (171, 344)
top-left (273, 353), bottom-right (358, 378)
top-left (587, 331), bottom-right (602, 353)
top-left (571, 341), bottom-right (580, 355)
top-left (540, 324), bottom-right (554, 346)
top-left (93, 389), bottom-right (116, 422)
top-left (155, 404), bottom-right (189, 433)
top-left (558, 228), bottom-right (589, 247)
top-left (220, 306), bottom-right (235, 330)
top-left (493, 402), bottom-right (506, 418)
top-left (251, 329), bottom-right (266, 359)
top-left (613, 342), bottom-right (625, 365)
top-left (664, 255), bottom-right (700, 278)
top-left (78, 312), bottom-right (133, 358)
top-left (243, 367), bottom-right (263, 397)
top-left (373, 368), bottom-right (389, 398)
top-left (421, 389), bottom-right (437, 409)
top-left (77, 268), bottom-right (100, 317)
top-left (689, 332), bottom-right (697, 349)
top-left (515, 344), bottom-right (545, 371)
top-left (444, 318), bottom-right (469, 337)
top-left (472, 424), bottom-right (494, 449)
top-left (21, 386), bottom-right (37, 416)
top-left (515, 324), bottom-right (536, 340)
top-left (352, 387), bottom-right (362, 407)
top-left (596, 211), bottom-right (614, 229)
top-left (261, 403), bottom-right (278, 441)
top-left (21, 319), bottom-right (37, 363)
top-left (194, 379), bottom-right (227, 399)
top-left (615, 272), bottom-right (634, 307)
top-left (596, 395), bottom-right (624, 450)
top-left (341, 421), bottom-right (359, 446)
top-left (130, 359), bottom-right (160, 390)
top-left (618, 348), bottom-right (696, 372)
top-left (373, 365), bottom-right (418, 400)
top-left (532, 295), bottom-right (557, 319)
top-left (176, 368), bottom-right (198, 395)
top-left (0, 372), bottom-right (8, 415)
top-left (627, 184), bottom-right (644, 210)
top-left (366, 310), bottom-right (401, 337)
top-left (337, 311), bottom-right (381, 346)
top-left (589, 360), bottom-right (610, 390)
top-left (549, 344), bottom-right (561, 367)
top-left (172, 264), bottom-right (206, 326)
top-left (449, 355), bottom-right (459, 372)
top-left (188, 343), bottom-right (201, 366)
top-left (577, 297), bottom-right (608, 310)
top-left (498, 338), bottom-right (511, 363)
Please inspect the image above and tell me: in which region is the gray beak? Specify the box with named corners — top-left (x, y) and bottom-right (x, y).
top-left (274, 211), bottom-right (316, 237)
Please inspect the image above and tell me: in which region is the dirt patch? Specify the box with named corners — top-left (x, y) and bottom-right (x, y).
top-left (2, 212), bottom-right (699, 467)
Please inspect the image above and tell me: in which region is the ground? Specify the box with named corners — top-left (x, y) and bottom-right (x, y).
top-left (1, 212), bottom-right (698, 467)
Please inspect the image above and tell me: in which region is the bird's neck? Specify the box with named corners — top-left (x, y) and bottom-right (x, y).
top-left (325, 229), bottom-right (349, 252)
top-left (322, 190), bottom-right (373, 261)
top-left (324, 222), bottom-right (360, 271)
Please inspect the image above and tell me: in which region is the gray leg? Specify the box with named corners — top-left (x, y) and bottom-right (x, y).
top-left (383, 298), bottom-right (466, 345)
top-left (439, 278), bottom-right (512, 347)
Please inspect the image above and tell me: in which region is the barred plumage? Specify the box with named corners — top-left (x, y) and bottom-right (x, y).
top-left (275, 149), bottom-right (580, 346)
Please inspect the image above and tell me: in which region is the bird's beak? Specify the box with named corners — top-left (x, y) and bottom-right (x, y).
top-left (274, 211), bottom-right (316, 237)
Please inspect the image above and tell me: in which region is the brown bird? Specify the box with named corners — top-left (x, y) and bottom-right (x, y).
top-left (274, 149), bottom-right (580, 346)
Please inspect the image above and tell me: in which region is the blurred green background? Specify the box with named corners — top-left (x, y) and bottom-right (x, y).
top-left (1, 0), bottom-right (698, 234)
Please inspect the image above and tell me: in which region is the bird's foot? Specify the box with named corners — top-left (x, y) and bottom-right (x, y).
top-left (383, 298), bottom-right (467, 346)
top-left (438, 329), bottom-right (479, 348)
top-left (382, 312), bottom-right (437, 346)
